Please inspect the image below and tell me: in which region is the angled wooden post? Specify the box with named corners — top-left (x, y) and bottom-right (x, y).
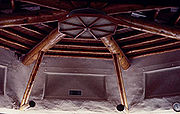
top-left (20, 51), bottom-right (44, 108)
top-left (112, 54), bottom-right (128, 110)
top-left (101, 36), bottom-right (130, 70)
top-left (22, 28), bottom-right (66, 65)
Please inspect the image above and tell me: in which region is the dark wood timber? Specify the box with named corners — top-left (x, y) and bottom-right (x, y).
top-left (22, 28), bottom-right (66, 65)
top-left (0, 28), bottom-right (37, 45)
top-left (112, 54), bottom-right (128, 110)
top-left (113, 15), bottom-right (180, 39)
top-left (103, 4), bottom-right (176, 15)
top-left (20, 51), bottom-right (44, 108)
top-left (116, 33), bottom-right (153, 43)
top-left (101, 36), bottom-right (130, 70)
top-left (48, 49), bottom-right (110, 55)
top-left (17, 0), bottom-right (74, 10)
top-left (131, 46), bottom-right (180, 59)
top-left (0, 10), bottom-right (67, 27)
top-left (46, 52), bottom-right (112, 60)
top-left (121, 37), bottom-right (168, 49)
top-left (0, 35), bottom-right (30, 50)
top-left (126, 40), bottom-right (180, 55)
top-left (53, 44), bottom-right (107, 51)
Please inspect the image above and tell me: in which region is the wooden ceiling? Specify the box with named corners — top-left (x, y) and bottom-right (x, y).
top-left (0, 0), bottom-right (180, 62)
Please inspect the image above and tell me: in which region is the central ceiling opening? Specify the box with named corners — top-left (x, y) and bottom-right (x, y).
top-left (59, 8), bottom-right (117, 40)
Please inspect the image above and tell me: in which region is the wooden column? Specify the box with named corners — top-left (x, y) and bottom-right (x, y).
top-left (101, 36), bottom-right (130, 70)
top-left (112, 54), bottom-right (128, 110)
top-left (20, 51), bottom-right (44, 108)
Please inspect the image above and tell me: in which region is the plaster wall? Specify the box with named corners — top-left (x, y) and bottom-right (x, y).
top-left (0, 48), bottom-right (180, 113)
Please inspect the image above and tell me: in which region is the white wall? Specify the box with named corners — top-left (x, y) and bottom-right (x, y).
top-left (1, 47), bottom-right (180, 113)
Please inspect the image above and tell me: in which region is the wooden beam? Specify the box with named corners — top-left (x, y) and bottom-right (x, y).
top-left (113, 15), bottom-right (180, 39)
top-left (17, 0), bottom-right (74, 11)
top-left (0, 44), bottom-right (24, 54)
top-left (103, 4), bottom-right (176, 15)
top-left (0, 28), bottom-right (37, 45)
top-left (20, 26), bottom-right (45, 36)
top-left (121, 37), bottom-right (168, 49)
top-left (130, 46), bottom-right (180, 59)
top-left (126, 39), bottom-right (179, 55)
top-left (0, 36), bottom-right (30, 50)
top-left (53, 44), bottom-right (107, 51)
top-left (45, 52), bottom-right (112, 60)
top-left (22, 28), bottom-right (66, 65)
top-left (116, 33), bottom-right (153, 43)
top-left (0, 10), bottom-right (67, 27)
top-left (100, 36), bottom-right (130, 70)
top-left (20, 51), bottom-right (44, 108)
top-left (48, 49), bottom-right (110, 55)
top-left (112, 54), bottom-right (128, 110)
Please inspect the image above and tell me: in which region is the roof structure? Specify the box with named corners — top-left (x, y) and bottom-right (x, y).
top-left (1, 0), bottom-right (180, 112)
top-left (0, 0), bottom-right (180, 63)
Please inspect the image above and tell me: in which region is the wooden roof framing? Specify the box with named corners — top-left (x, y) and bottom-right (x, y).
top-left (0, 0), bottom-right (180, 64)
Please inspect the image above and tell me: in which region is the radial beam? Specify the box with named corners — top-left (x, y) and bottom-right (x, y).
top-left (17, 0), bottom-right (73, 10)
top-left (0, 10), bottom-right (67, 27)
top-left (112, 54), bottom-right (128, 110)
top-left (20, 51), bottom-right (44, 108)
top-left (103, 4), bottom-right (176, 15)
top-left (113, 15), bottom-right (180, 40)
top-left (100, 36), bottom-right (130, 70)
top-left (22, 28), bottom-right (66, 65)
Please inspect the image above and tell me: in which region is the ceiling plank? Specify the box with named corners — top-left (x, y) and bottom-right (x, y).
top-left (0, 10), bottom-right (67, 27)
top-left (22, 28), bottom-right (66, 65)
top-left (100, 36), bottom-right (130, 70)
top-left (113, 15), bottom-right (180, 40)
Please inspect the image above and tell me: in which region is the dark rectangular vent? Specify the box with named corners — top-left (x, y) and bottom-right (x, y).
top-left (145, 66), bottom-right (180, 99)
top-left (43, 73), bottom-right (107, 100)
top-left (69, 90), bottom-right (82, 96)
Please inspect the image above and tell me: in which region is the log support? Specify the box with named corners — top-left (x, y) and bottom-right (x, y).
top-left (114, 15), bottom-right (180, 39)
top-left (22, 28), bottom-right (66, 65)
top-left (112, 54), bottom-right (129, 111)
top-left (100, 36), bottom-right (130, 70)
top-left (20, 51), bottom-right (44, 108)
